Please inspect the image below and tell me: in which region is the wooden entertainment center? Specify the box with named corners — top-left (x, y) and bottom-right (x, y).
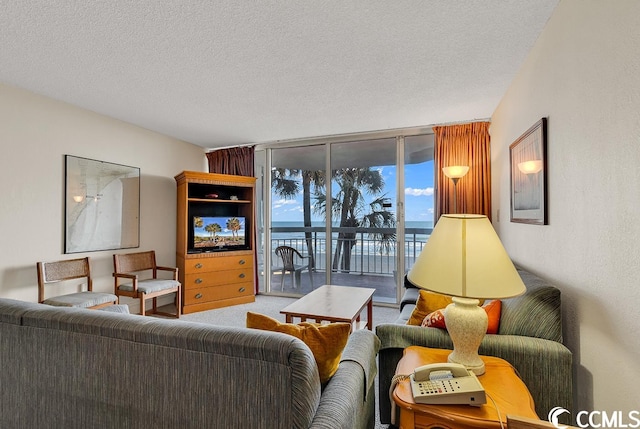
top-left (175, 171), bottom-right (256, 314)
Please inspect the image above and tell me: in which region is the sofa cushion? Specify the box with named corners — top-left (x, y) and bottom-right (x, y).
top-left (246, 312), bottom-right (351, 384)
top-left (499, 281), bottom-right (562, 341)
top-left (421, 299), bottom-right (502, 334)
top-left (406, 291), bottom-right (487, 326)
top-left (406, 290), bottom-right (454, 325)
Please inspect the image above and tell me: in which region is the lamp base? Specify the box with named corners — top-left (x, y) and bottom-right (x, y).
top-left (444, 297), bottom-right (488, 375)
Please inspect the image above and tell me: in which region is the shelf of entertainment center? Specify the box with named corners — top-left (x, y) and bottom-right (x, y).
top-left (188, 198), bottom-right (251, 204)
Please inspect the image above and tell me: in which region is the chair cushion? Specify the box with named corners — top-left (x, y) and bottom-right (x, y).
top-left (97, 304), bottom-right (131, 314)
top-left (117, 279), bottom-right (179, 294)
top-left (43, 292), bottom-right (117, 308)
top-left (246, 312), bottom-right (351, 384)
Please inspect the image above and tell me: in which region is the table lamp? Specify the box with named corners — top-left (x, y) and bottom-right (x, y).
top-left (407, 214), bottom-right (525, 375)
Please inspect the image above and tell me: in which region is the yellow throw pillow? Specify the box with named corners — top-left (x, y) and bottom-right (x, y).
top-left (406, 290), bottom-right (485, 326)
top-left (246, 312), bottom-right (351, 384)
top-left (406, 290), bottom-right (454, 325)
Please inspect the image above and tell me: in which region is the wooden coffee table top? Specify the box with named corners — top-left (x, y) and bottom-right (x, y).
top-left (280, 284), bottom-right (375, 329)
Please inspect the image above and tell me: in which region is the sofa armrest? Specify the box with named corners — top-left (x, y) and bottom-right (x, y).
top-left (310, 329), bottom-right (380, 429)
top-left (376, 323), bottom-right (572, 425)
top-left (479, 334), bottom-right (573, 423)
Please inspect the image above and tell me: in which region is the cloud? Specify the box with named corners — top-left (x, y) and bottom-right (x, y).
top-left (272, 199), bottom-right (299, 209)
top-left (405, 187), bottom-right (434, 197)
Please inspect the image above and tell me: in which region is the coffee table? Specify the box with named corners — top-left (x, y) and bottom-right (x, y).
top-left (280, 284), bottom-right (376, 331)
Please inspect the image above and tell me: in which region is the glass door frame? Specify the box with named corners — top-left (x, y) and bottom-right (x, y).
top-left (257, 126), bottom-right (433, 304)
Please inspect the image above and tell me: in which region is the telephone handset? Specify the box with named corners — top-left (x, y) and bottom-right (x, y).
top-left (410, 362), bottom-right (486, 406)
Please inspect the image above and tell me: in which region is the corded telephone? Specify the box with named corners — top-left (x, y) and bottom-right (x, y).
top-left (409, 362), bottom-right (486, 405)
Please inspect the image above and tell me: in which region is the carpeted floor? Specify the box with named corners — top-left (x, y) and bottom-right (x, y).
top-left (180, 294), bottom-right (398, 429)
top-left (180, 293), bottom-right (399, 327)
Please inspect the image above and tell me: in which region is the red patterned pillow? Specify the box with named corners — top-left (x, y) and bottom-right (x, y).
top-left (421, 308), bottom-right (447, 328)
top-left (421, 300), bottom-right (502, 334)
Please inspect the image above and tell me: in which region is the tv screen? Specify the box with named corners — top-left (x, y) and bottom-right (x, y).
top-left (190, 216), bottom-right (248, 252)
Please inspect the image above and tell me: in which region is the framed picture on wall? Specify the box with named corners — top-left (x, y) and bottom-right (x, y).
top-left (509, 118), bottom-right (548, 225)
top-left (64, 155), bottom-right (140, 253)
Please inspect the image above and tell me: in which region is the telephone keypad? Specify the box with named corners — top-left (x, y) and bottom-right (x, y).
top-left (416, 380), bottom-right (459, 396)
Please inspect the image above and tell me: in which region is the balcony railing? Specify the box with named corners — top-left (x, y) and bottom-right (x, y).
top-left (270, 226), bottom-right (432, 276)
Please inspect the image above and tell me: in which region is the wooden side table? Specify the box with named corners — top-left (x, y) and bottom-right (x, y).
top-left (392, 346), bottom-right (538, 429)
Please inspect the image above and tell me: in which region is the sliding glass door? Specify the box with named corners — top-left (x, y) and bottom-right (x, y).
top-left (267, 145), bottom-right (326, 293)
top-left (255, 132), bottom-right (434, 304)
top-left (329, 138), bottom-right (397, 303)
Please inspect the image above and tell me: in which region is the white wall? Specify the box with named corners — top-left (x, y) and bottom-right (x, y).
top-left (0, 83), bottom-right (207, 304)
top-left (491, 0), bottom-right (640, 419)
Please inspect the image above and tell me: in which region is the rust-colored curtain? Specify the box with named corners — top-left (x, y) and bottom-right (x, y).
top-left (206, 146), bottom-right (254, 176)
top-left (433, 122), bottom-right (491, 221)
top-left (206, 146), bottom-right (259, 293)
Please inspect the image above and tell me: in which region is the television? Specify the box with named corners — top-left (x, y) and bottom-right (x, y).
top-left (188, 215), bottom-right (249, 253)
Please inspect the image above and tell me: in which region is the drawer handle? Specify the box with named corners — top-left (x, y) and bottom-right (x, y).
top-left (195, 293), bottom-right (203, 299)
top-left (238, 287), bottom-right (246, 293)
top-left (239, 273), bottom-right (245, 279)
top-left (195, 278), bottom-right (202, 284)
top-left (195, 263), bottom-right (203, 269)
top-left (238, 259), bottom-right (246, 265)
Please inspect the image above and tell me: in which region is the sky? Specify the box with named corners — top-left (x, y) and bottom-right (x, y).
top-left (271, 161), bottom-right (434, 224)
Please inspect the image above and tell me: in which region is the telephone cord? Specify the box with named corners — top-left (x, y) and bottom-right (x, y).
top-left (388, 373), bottom-right (410, 426)
top-left (486, 392), bottom-right (505, 429)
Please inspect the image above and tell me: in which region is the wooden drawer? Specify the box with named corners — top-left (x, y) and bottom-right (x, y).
top-left (185, 255), bottom-right (252, 273)
top-left (184, 267), bottom-right (253, 289)
top-left (184, 283), bottom-right (253, 305)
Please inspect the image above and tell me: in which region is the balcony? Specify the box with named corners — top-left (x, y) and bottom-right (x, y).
top-left (263, 226), bottom-right (431, 304)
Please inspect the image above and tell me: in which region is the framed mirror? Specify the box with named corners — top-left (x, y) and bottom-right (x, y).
top-left (65, 155), bottom-right (140, 253)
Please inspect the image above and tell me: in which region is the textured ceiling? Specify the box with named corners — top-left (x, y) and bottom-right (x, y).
top-left (0, 1), bottom-right (558, 149)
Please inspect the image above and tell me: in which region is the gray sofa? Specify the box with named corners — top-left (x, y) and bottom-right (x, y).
top-left (0, 298), bottom-right (380, 429)
top-left (376, 268), bottom-right (573, 425)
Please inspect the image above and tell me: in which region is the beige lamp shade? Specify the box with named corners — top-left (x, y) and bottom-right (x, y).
top-left (407, 214), bottom-right (525, 299)
top-left (442, 165), bottom-right (470, 179)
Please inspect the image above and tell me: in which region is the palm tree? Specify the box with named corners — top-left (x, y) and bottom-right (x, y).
top-left (226, 217), bottom-right (242, 241)
top-left (204, 223), bottom-right (221, 240)
top-left (314, 167), bottom-right (396, 272)
top-left (272, 166), bottom-right (395, 273)
top-left (271, 168), bottom-right (325, 268)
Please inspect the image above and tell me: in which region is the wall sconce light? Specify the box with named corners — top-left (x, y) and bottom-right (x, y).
top-left (517, 160), bottom-right (543, 174)
top-left (442, 166), bottom-right (469, 214)
top-left (74, 194), bottom-right (102, 202)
